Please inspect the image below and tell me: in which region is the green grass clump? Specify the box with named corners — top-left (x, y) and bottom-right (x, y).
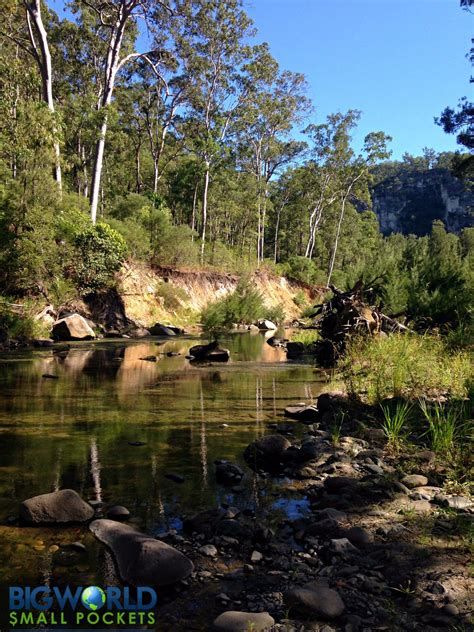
top-left (342, 333), bottom-right (471, 404)
top-left (290, 329), bottom-right (320, 351)
top-left (381, 400), bottom-right (412, 449)
top-left (419, 400), bottom-right (472, 455)
top-left (156, 282), bottom-right (188, 311)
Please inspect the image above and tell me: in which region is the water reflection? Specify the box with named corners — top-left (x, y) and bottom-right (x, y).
top-left (0, 333), bottom-right (328, 604)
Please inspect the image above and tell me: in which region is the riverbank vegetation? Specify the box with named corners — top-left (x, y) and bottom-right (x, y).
top-left (0, 0), bottom-right (472, 342)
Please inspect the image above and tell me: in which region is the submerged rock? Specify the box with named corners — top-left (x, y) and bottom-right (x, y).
top-left (52, 314), bottom-right (95, 341)
top-left (89, 519), bottom-right (193, 586)
top-left (213, 611), bottom-right (275, 631)
top-left (20, 489), bottom-right (94, 525)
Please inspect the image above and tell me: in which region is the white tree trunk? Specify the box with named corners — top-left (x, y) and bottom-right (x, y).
top-left (90, 117), bottom-right (108, 224)
top-left (200, 162), bottom-right (210, 262)
top-left (26, 0), bottom-right (62, 191)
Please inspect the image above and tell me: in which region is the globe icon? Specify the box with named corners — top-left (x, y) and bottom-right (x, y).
top-left (81, 586), bottom-right (106, 611)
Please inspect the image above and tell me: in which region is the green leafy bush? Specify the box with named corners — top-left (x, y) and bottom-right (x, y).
top-left (73, 223), bottom-right (128, 294)
top-left (201, 278), bottom-right (267, 338)
top-left (264, 303), bottom-right (286, 325)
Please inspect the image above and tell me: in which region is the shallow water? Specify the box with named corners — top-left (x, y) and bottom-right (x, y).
top-left (0, 332), bottom-right (327, 620)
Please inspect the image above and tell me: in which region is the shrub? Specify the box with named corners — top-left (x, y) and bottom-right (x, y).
top-left (264, 303), bottom-right (286, 325)
top-left (201, 278), bottom-right (266, 338)
top-left (73, 223), bottom-right (128, 294)
top-left (291, 329), bottom-right (320, 346)
top-left (293, 290), bottom-right (307, 307)
top-left (341, 333), bottom-right (471, 404)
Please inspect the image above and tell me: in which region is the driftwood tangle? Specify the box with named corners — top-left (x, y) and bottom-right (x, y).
top-left (311, 281), bottom-right (408, 366)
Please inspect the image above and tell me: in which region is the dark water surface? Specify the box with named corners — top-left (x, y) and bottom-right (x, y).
top-left (0, 332), bottom-right (328, 620)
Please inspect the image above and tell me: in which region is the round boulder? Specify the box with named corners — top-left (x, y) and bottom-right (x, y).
top-left (20, 489), bottom-right (94, 525)
top-left (89, 519), bottom-right (193, 586)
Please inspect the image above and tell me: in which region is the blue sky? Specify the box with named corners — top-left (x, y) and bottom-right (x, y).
top-left (50, 0), bottom-right (471, 160)
top-left (244, 0), bottom-right (472, 158)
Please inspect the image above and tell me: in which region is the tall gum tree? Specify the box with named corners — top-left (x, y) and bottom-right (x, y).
top-left (1, 0), bottom-right (62, 190)
top-left (174, 0), bottom-right (254, 260)
top-left (74, 0), bottom-right (174, 222)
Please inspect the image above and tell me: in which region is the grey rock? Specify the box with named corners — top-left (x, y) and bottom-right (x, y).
top-left (89, 519), bottom-right (193, 586)
top-left (149, 323), bottom-right (178, 336)
top-left (401, 474), bottom-right (428, 489)
top-left (213, 611), bottom-right (275, 631)
top-left (345, 526), bottom-right (373, 546)
top-left (243, 434), bottom-right (291, 471)
top-left (284, 585), bottom-right (345, 619)
top-left (434, 494), bottom-right (473, 510)
top-left (284, 404), bottom-right (319, 424)
top-left (330, 538), bottom-right (358, 554)
top-left (199, 544), bottom-right (218, 557)
top-left (20, 489), bottom-right (94, 525)
top-left (106, 505), bottom-right (130, 520)
top-left (256, 319), bottom-right (277, 330)
top-left (215, 462), bottom-right (244, 486)
top-left (52, 315), bottom-right (95, 341)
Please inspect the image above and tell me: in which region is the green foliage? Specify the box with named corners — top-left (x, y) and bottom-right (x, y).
top-left (342, 333), bottom-right (471, 404)
top-left (291, 329), bottom-right (320, 346)
top-left (264, 302), bottom-right (286, 325)
top-left (73, 223), bottom-right (128, 294)
top-left (293, 290), bottom-right (307, 307)
top-left (201, 278), bottom-right (267, 338)
top-left (0, 297), bottom-right (50, 340)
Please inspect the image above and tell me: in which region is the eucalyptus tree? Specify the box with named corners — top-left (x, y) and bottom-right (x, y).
top-left (1, 0), bottom-right (62, 189)
top-left (174, 0), bottom-right (254, 260)
top-left (326, 128), bottom-right (392, 285)
top-left (72, 0), bottom-right (175, 222)
top-left (237, 43), bottom-right (309, 263)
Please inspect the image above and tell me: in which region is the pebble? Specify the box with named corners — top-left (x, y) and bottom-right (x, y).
top-left (250, 550), bottom-right (263, 563)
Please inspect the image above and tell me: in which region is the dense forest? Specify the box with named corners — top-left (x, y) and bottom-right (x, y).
top-left (0, 0), bottom-right (472, 336)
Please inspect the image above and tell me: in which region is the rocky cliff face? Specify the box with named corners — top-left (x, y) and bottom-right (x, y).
top-left (372, 168), bottom-right (473, 235)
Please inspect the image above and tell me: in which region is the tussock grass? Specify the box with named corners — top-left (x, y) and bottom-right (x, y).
top-left (381, 400), bottom-right (412, 449)
top-left (291, 329), bottom-right (320, 346)
top-left (342, 333), bottom-right (471, 404)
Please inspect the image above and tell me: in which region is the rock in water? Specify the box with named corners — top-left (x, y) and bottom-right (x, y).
top-left (189, 341), bottom-right (230, 362)
top-left (89, 519), bottom-right (193, 586)
top-left (149, 323), bottom-right (177, 336)
top-left (20, 489), bottom-right (94, 525)
top-left (243, 434), bottom-right (291, 472)
top-left (215, 461), bottom-right (244, 486)
top-left (256, 319), bottom-right (277, 330)
top-left (284, 404), bottom-right (319, 423)
top-left (52, 314), bottom-right (95, 341)
top-left (213, 611), bottom-right (275, 631)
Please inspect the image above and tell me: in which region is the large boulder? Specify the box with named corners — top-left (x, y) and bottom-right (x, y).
top-left (149, 323), bottom-right (178, 336)
top-left (189, 341), bottom-right (230, 363)
top-left (89, 519), bottom-right (193, 586)
top-left (256, 319), bottom-right (277, 331)
top-left (243, 434), bottom-right (291, 472)
top-left (213, 611), bottom-right (275, 631)
top-left (19, 489), bottom-right (94, 525)
top-left (52, 315), bottom-right (95, 341)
